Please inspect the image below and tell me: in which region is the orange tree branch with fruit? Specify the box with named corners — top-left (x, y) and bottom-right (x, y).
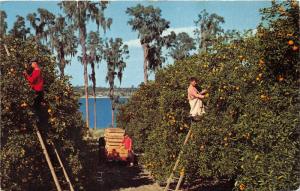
top-left (117, 1), bottom-right (299, 190)
top-left (0, 36), bottom-right (86, 190)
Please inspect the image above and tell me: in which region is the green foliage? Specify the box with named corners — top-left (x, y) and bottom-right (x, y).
top-left (0, 36), bottom-right (85, 190)
top-left (126, 4), bottom-right (171, 82)
top-left (118, 1), bottom-right (300, 190)
top-left (104, 37), bottom-right (129, 94)
top-left (9, 15), bottom-right (30, 40)
top-left (49, 15), bottom-right (78, 77)
top-left (167, 32), bottom-right (196, 61)
top-left (26, 8), bottom-right (56, 41)
top-left (60, 1), bottom-right (112, 128)
top-left (194, 9), bottom-right (225, 52)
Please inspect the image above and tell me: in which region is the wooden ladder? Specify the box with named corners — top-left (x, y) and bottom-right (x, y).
top-left (164, 127), bottom-right (193, 191)
top-left (35, 125), bottom-right (75, 191)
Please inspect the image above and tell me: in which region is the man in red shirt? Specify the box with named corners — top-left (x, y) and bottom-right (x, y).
top-left (122, 134), bottom-right (134, 166)
top-left (23, 58), bottom-right (44, 111)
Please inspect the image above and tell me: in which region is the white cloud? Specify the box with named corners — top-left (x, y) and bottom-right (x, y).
top-left (163, 26), bottom-right (196, 37)
top-left (124, 39), bottom-right (141, 48)
top-left (124, 26), bottom-right (196, 48)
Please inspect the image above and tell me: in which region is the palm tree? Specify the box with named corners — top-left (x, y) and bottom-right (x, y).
top-left (59, 1), bottom-right (112, 129)
top-left (26, 8), bottom-right (56, 43)
top-left (49, 16), bottom-right (77, 78)
top-left (103, 38), bottom-right (129, 127)
top-left (87, 31), bottom-right (103, 130)
top-left (126, 4), bottom-right (170, 84)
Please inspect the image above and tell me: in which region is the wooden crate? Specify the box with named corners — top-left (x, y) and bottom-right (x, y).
top-left (105, 128), bottom-right (125, 134)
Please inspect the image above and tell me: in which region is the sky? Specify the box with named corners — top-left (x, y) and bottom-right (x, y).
top-left (1, 1), bottom-right (271, 88)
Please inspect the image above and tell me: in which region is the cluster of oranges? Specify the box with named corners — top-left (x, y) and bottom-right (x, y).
top-left (288, 40), bottom-right (299, 51)
top-left (260, 94), bottom-right (270, 101)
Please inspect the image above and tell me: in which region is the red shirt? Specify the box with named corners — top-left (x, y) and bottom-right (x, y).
top-left (25, 68), bottom-right (44, 92)
top-left (122, 136), bottom-right (132, 151)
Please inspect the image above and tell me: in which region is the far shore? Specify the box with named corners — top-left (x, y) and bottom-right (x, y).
top-left (86, 128), bottom-right (125, 140)
top-left (79, 96), bottom-right (130, 99)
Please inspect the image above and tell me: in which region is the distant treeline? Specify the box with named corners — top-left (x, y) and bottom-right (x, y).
top-left (73, 86), bottom-right (137, 97)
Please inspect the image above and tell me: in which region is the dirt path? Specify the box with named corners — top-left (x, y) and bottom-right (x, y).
top-left (95, 162), bottom-right (162, 191)
top-left (81, 139), bottom-right (162, 191)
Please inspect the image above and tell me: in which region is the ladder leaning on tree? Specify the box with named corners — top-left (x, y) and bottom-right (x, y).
top-left (4, 47), bottom-right (74, 191)
top-left (164, 117), bottom-right (196, 191)
top-left (35, 124), bottom-right (75, 191)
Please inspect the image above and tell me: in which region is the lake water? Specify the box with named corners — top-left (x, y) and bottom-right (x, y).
top-left (79, 97), bottom-right (127, 129)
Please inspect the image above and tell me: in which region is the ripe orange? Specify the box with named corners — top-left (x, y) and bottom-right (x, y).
top-left (277, 75), bottom-right (284, 82)
top-left (21, 102), bottom-right (28, 108)
top-left (260, 95), bottom-right (267, 99)
top-left (259, 59), bottom-right (265, 65)
top-left (288, 40), bottom-right (294, 46)
top-left (48, 109), bottom-right (52, 113)
top-left (180, 168), bottom-right (185, 176)
top-left (239, 183), bottom-right (246, 191)
top-left (292, 45), bottom-right (299, 51)
top-left (200, 145), bottom-right (205, 151)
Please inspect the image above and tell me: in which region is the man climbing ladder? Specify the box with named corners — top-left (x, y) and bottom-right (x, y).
top-left (188, 77), bottom-right (207, 119)
top-left (164, 77), bottom-right (207, 191)
top-left (22, 57), bottom-right (74, 191)
top-left (23, 58), bottom-right (45, 113)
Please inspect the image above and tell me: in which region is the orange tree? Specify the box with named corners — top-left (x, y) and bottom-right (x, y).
top-left (0, 36), bottom-right (86, 190)
top-left (117, 1), bottom-right (299, 190)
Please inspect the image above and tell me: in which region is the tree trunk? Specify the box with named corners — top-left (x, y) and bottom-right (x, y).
top-left (59, 57), bottom-right (65, 79)
top-left (59, 44), bottom-right (65, 79)
top-left (93, 97), bottom-right (97, 130)
top-left (80, 26), bottom-right (89, 129)
top-left (91, 62), bottom-right (97, 130)
top-left (111, 107), bottom-right (114, 128)
top-left (111, 88), bottom-right (114, 128)
top-left (142, 43), bottom-right (149, 84)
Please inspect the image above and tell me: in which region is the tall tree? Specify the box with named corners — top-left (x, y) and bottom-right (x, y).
top-left (167, 32), bottom-right (196, 61)
top-left (103, 38), bottom-right (129, 127)
top-left (59, 2), bottom-right (112, 129)
top-left (0, 10), bottom-right (7, 38)
top-left (26, 8), bottom-right (56, 43)
top-left (194, 9), bottom-right (225, 52)
top-left (86, 31), bottom-right (103, 130)
top-left (126, 4), bottom-right (170, 84)
top-left (9, 15), bottom-right (30, 40)
top-left (49, 16), bottom-right (77, 78)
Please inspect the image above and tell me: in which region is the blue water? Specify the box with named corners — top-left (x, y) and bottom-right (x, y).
top-left (79, 97), bottom-right (127, 129)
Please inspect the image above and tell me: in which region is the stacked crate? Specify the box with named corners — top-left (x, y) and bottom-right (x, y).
top-left (104, 128), bottom-right (128, 160)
